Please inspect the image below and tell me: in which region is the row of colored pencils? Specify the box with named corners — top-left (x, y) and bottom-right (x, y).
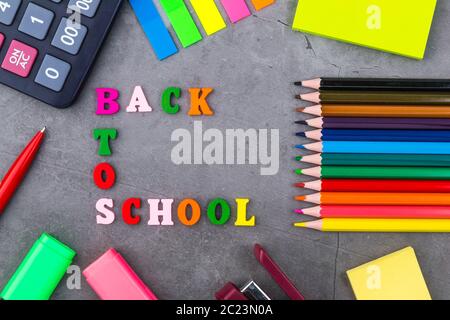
top-left (294, 78), bottom-right (450, 233)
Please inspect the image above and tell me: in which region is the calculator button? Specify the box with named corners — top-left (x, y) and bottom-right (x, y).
top-left (0, 0), bottom-right (21, 25)
top-left (18, 3), bottom-right (54, 40)
top-left (0, 33), bottom-right (4, 48)
top-left (50, 0), bottom-right (62, 2)
top-left (68, 0), bottom-right (101, 18)
top-left (35, 55), bottom-right (71, 92)
top-left (51, 18), bottom-right (87, 55)
top-left (1, 40), bottom-right (37, 77)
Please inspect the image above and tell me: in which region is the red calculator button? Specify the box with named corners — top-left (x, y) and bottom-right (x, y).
top-left (1, 40), bottom-right (38, 77)
top-left (0, 33), bottom-right (4, 49)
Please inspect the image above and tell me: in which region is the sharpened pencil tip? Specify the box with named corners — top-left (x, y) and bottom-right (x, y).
top-left (294, 209), bottom-right (303, 214)
top-left (295, 120), bottom-right (307, 125)
top-left (296, 132), bottom-right (306, 137)
top-left (294, 182), bottom-right (305, 188)
top-left (295, 195), bottom-right (306, 201)
top-left (294, 94), bottom-right (302, 99)
top-left (296, 107), bottom-right (305, 112)
top-left (295, 156), bottom-right (302, 161)
top-left (294, 222), bottom-right (307, 228)
top-left (41, 127), bottom-right (46, 133)
top-left (294, 169), bottom-right (303, 175)
top-left (296, 145), bottom-right (306, 149)
top-left (293, 81), bottom-right (302, 86)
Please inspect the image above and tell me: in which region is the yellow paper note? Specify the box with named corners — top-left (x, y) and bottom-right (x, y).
top-left (347, 247), bottom-right (431, 300)
top-left (292, 0), bottom-right (437, 59)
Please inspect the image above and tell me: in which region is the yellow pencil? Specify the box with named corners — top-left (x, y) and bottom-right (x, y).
top-left (294, 218), bottom-right (450, 232)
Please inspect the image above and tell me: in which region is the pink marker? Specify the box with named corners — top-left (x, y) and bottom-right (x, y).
top-left (83, 248), bottom-right (158, 300)
top-left (219, 0), bottom-right (251, 23)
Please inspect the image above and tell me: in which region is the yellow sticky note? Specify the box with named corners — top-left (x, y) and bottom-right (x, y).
top-left (190, 0), bottom-right (226, 36)
top-left (347, 247), bottom-right (431, 300)
top-left (292, 0), bottom-right (437, 59)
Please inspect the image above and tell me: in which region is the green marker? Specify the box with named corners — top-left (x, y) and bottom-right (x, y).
top-left (1, 233), bottom-right (76, 300)
top-left (160, 0), bottom-right (202, 48)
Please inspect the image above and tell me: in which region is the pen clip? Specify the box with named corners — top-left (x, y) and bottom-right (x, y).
top-left (254, 244), bottom-right (305, 300)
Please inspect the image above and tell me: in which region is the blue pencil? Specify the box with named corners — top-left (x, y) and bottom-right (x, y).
top-left (298, 129), bottom-right (450, 142)
top-left (297, 141), bottom-right (450, 155)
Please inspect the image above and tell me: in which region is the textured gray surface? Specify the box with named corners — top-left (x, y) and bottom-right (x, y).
top-left (1, 1), bottom-right (450, 300)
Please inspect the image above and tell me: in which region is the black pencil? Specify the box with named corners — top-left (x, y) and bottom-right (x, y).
top-left (296, 78), bottom-right (450, 91)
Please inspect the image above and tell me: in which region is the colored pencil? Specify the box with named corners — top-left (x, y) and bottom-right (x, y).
top-left (296, 153), bottom-right (450, 167)
top-left (295, 192), bottom-right (450, 206)
top-left (294, 218), bottom-right (450, 233)
top-left (0, 128), bottom-right (46, 214)
top-left (298, 129), bottom-right (450, 142)
top-left (295, 166), bottom-right (450, 179)
top-left (298, 141), bottom-right (450, 154)
top-left (297, 104), bottom-right (450, 118)
top-left (297, 91), bottom-right (450, 105)
top-left (295, 117), bottom-right (450, 130)
top-left (298, 78), bottom-right (450, 92)
top-left (295, 179), bottom-right (450, 193)
top-left (295, 205), bottom-right (450, 219)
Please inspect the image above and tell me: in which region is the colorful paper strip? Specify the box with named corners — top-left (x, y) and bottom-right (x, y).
top-left (190, 0), bottom-right (226, 36)
top-left (250, 0), bottom-right (275, 11)
top-left (219, 0), bottom-right (251, 23)
top-left (160, 0), bottom-right (203, 48)
top-left (129, 0), bottom-right (178, 60)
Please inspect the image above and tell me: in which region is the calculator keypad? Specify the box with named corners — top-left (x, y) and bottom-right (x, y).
top-left (51, 17), bottom-right (87, 55)
top-left (18, 2), bottom-right (54, 40)
top-left (0, 0), bottom-right (122, 108)
top-left (0, 0), bottom-right (21, 25)
top-left (68, 0), bottom-right (101, 18)
top-left (1, 40), bottom-right (37, 77)
top-left (35, 54), bottom-right (71, 92)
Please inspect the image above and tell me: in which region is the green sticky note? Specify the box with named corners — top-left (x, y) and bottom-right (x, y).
top-left (1, 233), bottom-right (76, 300)
top-left (160, 0), bottom-right (202, 48)
top-left (292, 0), bottom-right (437, 59)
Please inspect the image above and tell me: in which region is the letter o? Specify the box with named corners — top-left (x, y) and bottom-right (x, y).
top-left (93, 162), bottom-right (116, 190)
top-left (177, 198), bottom-right (201, 226)
top-left (207, 198), bottom-right (231, 225)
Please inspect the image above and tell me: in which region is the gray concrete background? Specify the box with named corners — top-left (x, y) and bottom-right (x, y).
top-left (1, 1), bottom-right (450, 300)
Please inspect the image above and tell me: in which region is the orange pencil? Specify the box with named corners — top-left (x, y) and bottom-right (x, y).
top-left (297, 104), bottom-right (450, 118)
top-left (295, 192), bottom-right (450, 206)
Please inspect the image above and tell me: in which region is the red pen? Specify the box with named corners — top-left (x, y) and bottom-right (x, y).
top-left (0, 127), bottom-right (46, 213)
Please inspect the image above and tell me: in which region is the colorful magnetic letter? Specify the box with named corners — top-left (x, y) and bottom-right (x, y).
top-left (177, 198), bottom-right (201, 226)
top-left (250, 0), bottom-right (275, 11)
top-left (234, 198), bottom-right (256, 226)
top-left (147, 199), bottom-right (174, 226)
top-left (93, 128), bottom-right (118, 156)
top-left (207, 198), bottom-right (231, 225)
top-left (0, 233), bottom-right (76, 300)
top-left (96, 198), bottom-right (115, 225)
top-left (190, 0), bottom-right (226, 36)
top-left (93, 163), bottom-right (116, 190)
top-left (122, 198), bottom-right (142, 225)
top-left (188, 88), bottom-right (214, 116)
top-left (126, 86), bottom-right (152, 113)
top-left (219, 0), bottom-right (251, 23)
top-left (96, 88), bottom-right (120, 115)
top-left (160, 0), bottom-right (203, 48)
top-left (129, 0), bottom-right (178, 60)
top-left (161, 87), bottom-right (181, 114)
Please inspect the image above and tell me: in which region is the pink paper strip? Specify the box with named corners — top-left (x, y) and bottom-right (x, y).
top-left (219, 0), bottom-right (251, 23)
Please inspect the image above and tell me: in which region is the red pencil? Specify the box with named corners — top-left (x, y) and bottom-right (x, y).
top-left (295, 179), bottom-right (450, 193)
top-left (0, 127), bottom-right (46, 213)
top-left (295, 205), bottom-right (450, 219)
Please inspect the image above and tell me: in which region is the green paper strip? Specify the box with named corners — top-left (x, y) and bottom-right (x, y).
top-left (160, 0), bottom-right (202, 48)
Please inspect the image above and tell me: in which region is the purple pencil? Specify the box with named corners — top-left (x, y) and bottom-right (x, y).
top-left (296, 117), bottom-right (450, 130)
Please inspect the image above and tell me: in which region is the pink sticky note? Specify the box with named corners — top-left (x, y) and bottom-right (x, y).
top-left (1, 40), bottom-right (38, 78)
top-left (0, 33), bottom-right (4, 49)
top-left (83, 248), bottom-right (158, 300)
top-left (219, 0), bottom-right (251, 23)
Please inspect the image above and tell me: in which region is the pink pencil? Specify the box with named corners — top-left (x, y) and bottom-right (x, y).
top-left (295, 205), bottom-right (450, 219)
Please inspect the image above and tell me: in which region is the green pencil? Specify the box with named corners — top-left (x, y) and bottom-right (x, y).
top-left (296, 153), bottom-right (450, 167)
top-left (295, 166), bottom-right (450, 179)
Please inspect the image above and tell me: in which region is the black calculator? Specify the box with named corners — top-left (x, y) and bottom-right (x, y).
top-left (0, 0), bottom-right (122, 108)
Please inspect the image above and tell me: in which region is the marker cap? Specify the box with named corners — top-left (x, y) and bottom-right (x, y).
top-left (0, 233), bottom-right (76, 300)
